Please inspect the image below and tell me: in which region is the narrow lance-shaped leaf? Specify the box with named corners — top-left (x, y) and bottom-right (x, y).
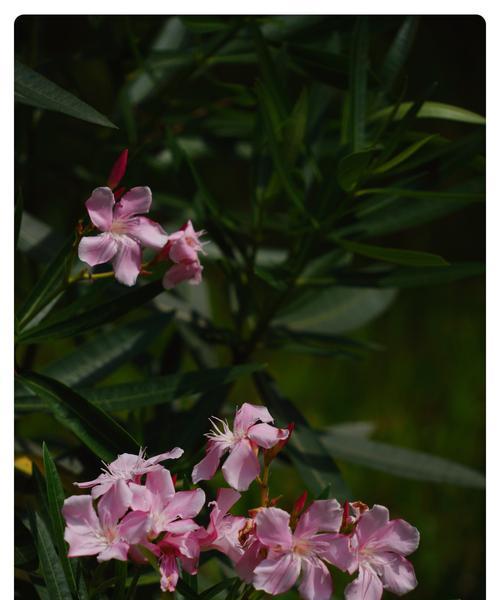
top-left (17, 279), bottom-right (166, 344)
top-left (348, 17), bottom-right (370, 151)
top-left (20, 371), bottom-right (139, 461)
top-left (42, 443), bottom-right (79, 597)
top-left (29, 511), bottom-right (73, 600)
top-left (253, 371), bottom-right (349, 500)
top-left (15, 59), bottom-right (118, 128)
top-left (372, 134), bottom-right (437, 175)
top-left (16, 364), bottom-right (264, 413)
top-left (370, 100), bottom-right (486, 125)
top-left (320, 428), bottom-right (485, 488)
top-left (335, 238), bottom-right (449, 267)
top-left (380, 16), bottom-right (419, 91)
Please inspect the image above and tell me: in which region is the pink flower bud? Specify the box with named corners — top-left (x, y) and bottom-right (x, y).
top-left (107, 149), bottom-right (128, 190)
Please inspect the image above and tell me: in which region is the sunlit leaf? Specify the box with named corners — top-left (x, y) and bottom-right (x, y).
top-left (371, 101), bottom-right (486, 125)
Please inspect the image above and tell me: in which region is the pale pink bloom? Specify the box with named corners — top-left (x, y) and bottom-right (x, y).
top-left (78, 186), bottom-right (168, 286)
top-left (197, 488), bottom-right (246, 562)
top-left (163, 259), bottom-right (203, 289)
top-left (156, 531), bottom-right (201, 592)
top-left (192, 403), bottom-right (289, 491)
top-left (127, 467), bottom-right (205, 539)
top-left (161, 220), bottom-right (206, 289)
top-left (62, 480), bottom-right (148, 562)
top-left (252, 501), bottom-right (354, 600)
top-left (75, 447), bottom-right (183, 499)
top-left (344, 505), bottom-right (419, 600)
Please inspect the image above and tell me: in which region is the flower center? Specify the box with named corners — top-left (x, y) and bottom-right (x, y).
top-left (110, 220), bottom-right (129, 235)
top-left (292, 538), bottom-right (312, 557)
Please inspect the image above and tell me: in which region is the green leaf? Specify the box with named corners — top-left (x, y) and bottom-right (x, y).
top-left (337, 150), bottom-right (374, 192)
top-left (255, 81), bottom-right (305, 211)
top-left (29, 512), bottom-right (73, 600)
top-left (20, 371), bottom-right (139, 461)
top-left (275, 286), bottom-right (397, 335)
top-left (372, 134), bottom-right (437, 174)
top-left (15, 59), bottom-right (117, 128)
top-left (42, 443), bottom-right (79, 597)
top-left (16, 364), bottom-right (263, 413)
top-left (335, 238), bottom-right (448, 267)
top-left (370, 101), bottom-right (486, 125)
top-left (320, 429), bottom-right (485, 488)
top-left (380, 17), bottom-right (419, 90)
top-left (17, 279), bottom-right (166, 344)
top-left (43, 314), bottom-right (174, 388)
top-left (198, 578), bottom-right (240, 599)
top-left (254, 371), bottom-right (349, 499)
top-left (16, 234), bottom-right (75, 332)
top-left (348, 17), bottom-right (370, 151)
top-left (355, 187), bottom-right (484, 202)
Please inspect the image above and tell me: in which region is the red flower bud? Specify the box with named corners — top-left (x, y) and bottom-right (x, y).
top-left (107, 149), bottom-right (128, 190)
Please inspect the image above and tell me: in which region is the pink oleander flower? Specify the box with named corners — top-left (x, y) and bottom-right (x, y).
top-left (251, 501), bottom-right (354, 600)
top-left (197, 488), bottom-right (246, 562)
top-left (128, 467), bottom-right (205, 539)
top-left (78, 186), bottom-right (168, 286)
top-left (344, 504), bottom-right (419, 600)
top-left (192, 403), bottom-right (289, 491)
top-left (62, 480), bottom-right (148, 562)
top-left (162, 220), bottom-right (206, 289)
top-left (75, 447), bottom-right (183, 499)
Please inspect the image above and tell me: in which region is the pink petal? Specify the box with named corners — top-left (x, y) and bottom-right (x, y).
top-left (129, 482), bottom-right (153, 512)
top-left (295, 499), bottom-right (343, 538)
top-left (162, 488), bottom-right (205, 522)
top-left (160, 553), bottom-right (180, 592)
top-left (112, 238), bottom-right (142, 286)
top-left (214, 488), bottom-right (241, 514)
top-left (378, 554), bottom-right (418, 595)
top-left (355, 505), bottom-right (390, 545)
top-left (236, 538), bottom-right (265, 582)
top-left (97, 541), bottom-right (129, 563)
top-left (86, 187), bottom-right (115, 231)
top-left (98, 479), bottom-right (132, 526)
top-left (254, 507), bottom-right (293, 550)
top-left (125, 216), bottom-right (169, 250)
top-left (62, 495), bottom-right (100, 532)
top-left (234, 403), bottom-right (273, 433)
top-left (162, 260), bottom-right (203, 289)
top-left (298, 556), bottom-right (332, 600)
top-left (141, 447), bottom-right (184, 469)
top-left (367, 518), bottom-right (420, 556)
top-left (145, 468), bottom-right (176, 498)
top-left (119, 510), bottom-right (151, 544)
top-left (114, 186), bottom-right (152, 219)
top-left (344, 566), bottom-right (384, 600)
top-left (64, 528), bottom-right (106, 558)
top-left (192, 442), bottom-right (227, 484)
top-left (169, 237), bottom-right (199, 263)
top-left (253, 551), bottom-right (301, 595)
top-left (222, 439), bottom-right (260, 491)
top-left (78, 233), bottom-right (118, 267)
top-left (90, 481), bottom-right (115, 499)
top-left (247, 422), bottom-right (289, 449)
top-left (107, 149), bottom-right (128, 190)
top-left (313, 533), bottom-right (357, 573)
top-left (165, 519), bottom-right (200, 534)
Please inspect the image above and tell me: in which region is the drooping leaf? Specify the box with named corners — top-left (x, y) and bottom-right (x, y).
top-left (370, 101), bottom-right (486, 125)
top-left (17, 279), bottom-right (166, 344)
top-left (254, 371), bottom-right (349, 499)
top-left (275, 286), bottom-right (397, 335)
top-left (320, 429), bottom-right (485, 488)
top-left (43, 314), bottom-right (174, 387)
top-left (16, 364), bottom-right (264, 413)
top-left (20, 372), bottom-right (139, 461)
top-left (15, 59), bottom-right (117, 128)
top-left (335, 238), bottom-right (448, 267)
top-left (29, 512), bottom-right (73, 600)
top-left (372, 134), bottom-right (437, 174)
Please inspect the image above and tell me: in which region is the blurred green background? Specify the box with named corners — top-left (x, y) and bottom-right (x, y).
top-left (15, 15), bottom-right (485, 599)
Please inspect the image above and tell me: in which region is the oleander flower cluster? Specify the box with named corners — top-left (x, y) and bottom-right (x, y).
top-left (63, 404), bottom-right (420, 599)
top-left (77, 149), bottom-right (206, 288)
